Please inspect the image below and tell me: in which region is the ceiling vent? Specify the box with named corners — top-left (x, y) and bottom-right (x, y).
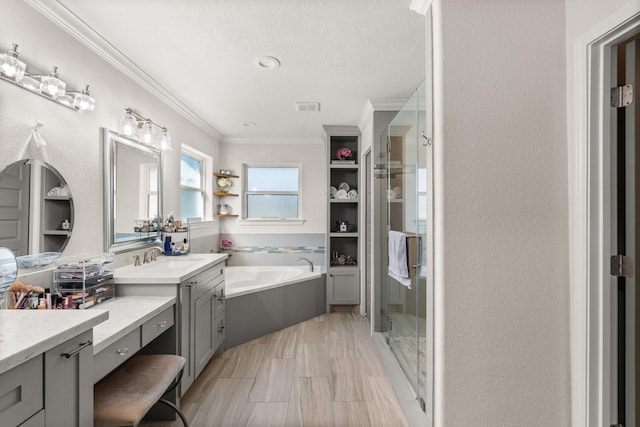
top-left (295, 102), bottom-right (320, 112)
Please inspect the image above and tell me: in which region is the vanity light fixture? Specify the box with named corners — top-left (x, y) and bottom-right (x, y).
top-left (39, 66), bottom-right (66, 98)
top-left (0, 44), bottom-right (26, 79)
top-left (0, 43), bottom-right (96, 112)
top-left (118, 108), bottom-right (172, 151)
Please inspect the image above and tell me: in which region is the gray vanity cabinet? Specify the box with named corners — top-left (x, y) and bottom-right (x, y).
top-left (191, 265), bottom-right (225, 379)
top-left (0, 330), bottom-right (93, 427)
top-left (44, 330), bottom-right (94, 426)
top-left (193, 286), bottom-right (216, 377)
top-left (118, 259), bottom-right (226, 396)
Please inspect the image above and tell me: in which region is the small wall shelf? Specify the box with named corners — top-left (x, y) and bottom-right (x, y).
top-left (214, 172), bottom-right (239, 218)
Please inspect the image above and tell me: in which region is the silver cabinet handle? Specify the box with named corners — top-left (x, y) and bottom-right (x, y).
top-left (157, 320), bottom-right (168, 328)
top-left (61, 340), bottom-right (92, 358)
top-left (116, 347), bottom-right (129, 356)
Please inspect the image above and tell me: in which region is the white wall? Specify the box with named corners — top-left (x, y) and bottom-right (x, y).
top-left (0, 0), bottom-right (221, 256)
top-left (434, 0), bottom-right (570, 425)
top-left (218, 141), bottom-right (326, 234)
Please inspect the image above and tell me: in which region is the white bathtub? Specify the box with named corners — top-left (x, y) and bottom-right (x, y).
top-left (225, 265), bottom-right (322, 298)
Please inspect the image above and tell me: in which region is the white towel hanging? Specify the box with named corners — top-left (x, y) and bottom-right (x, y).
top-left (388, 230), bottom-right (412, 288)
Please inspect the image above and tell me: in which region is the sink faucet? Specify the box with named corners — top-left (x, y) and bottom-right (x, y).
top-left (296, 257), bottom-right (314, 272)
top-left (143, 247), bottom-right (163, 263)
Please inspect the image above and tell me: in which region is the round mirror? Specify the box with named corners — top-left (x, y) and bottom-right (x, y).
top-left (0, 159), bottom-right (74, 256)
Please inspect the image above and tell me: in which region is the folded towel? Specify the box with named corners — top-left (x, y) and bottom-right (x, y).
top-left (388, 230), bottom-right (412, 288)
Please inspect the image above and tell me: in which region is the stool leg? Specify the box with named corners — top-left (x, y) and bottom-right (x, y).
top-left (157, 399), bottom-right (189, 427)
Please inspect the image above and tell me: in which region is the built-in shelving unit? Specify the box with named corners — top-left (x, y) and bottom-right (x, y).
top-left (324, 126), bottom-right (361, 309)
top-left (40, 166), bottom-right (73, 252)
top-left (214, 173), bottom-right (239, 218)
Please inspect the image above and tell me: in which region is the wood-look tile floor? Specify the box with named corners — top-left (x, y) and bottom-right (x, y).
top-left (141, 312), bottom-right (408, 427)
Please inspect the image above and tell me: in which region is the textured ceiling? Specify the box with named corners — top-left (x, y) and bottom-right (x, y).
top-left (56, 0), bottom-right (425, 140)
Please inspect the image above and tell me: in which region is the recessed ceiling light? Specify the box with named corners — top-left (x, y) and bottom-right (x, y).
top-left (255, 56), bottom-right (281, 70)
top-left (243, 122), bottom-right (256, 127)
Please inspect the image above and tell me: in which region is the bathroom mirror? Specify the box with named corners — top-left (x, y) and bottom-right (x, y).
top-left (102, 127), bottom-right (163, 253)
top-left (0, 159), bottom-right (74, 256)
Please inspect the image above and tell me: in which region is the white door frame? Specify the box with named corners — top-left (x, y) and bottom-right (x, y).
top-left (570, 5), bottom-right (640, 426)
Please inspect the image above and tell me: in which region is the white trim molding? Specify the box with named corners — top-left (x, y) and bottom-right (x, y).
top-left (409, 0), bottom-right (431, 16)
top-left (221, 136), bottom-right (323, 145)
top-left (357, 99), bottom-right (408, 131)
top-left (568, 4), bottom-right (640, 426)
top-left (25, 0), bottom-right (223, 141)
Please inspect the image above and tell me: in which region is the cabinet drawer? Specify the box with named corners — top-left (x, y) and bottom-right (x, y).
top-left (213, 281), bottom-right (225, 313)
top-left (93, 328), bottom-right (141, 383)
top-left (141, 306), bottom-right (175, 347)
top-left (0, 356), bottom-right (43, 427)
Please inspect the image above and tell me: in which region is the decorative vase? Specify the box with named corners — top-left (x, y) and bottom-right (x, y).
top-left (216, 177), bottom-right (232, 193)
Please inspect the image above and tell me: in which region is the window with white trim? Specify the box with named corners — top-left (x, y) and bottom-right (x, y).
top-left (140, 163), bottom-right (158, 219)
top-left (244, 166), bottom-right (300, 219)
top-left (180, 147), bottom-right (206, 221)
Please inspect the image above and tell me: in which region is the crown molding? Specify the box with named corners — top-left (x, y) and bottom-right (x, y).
top-left (25, 0), bottom-right (223, 141)
top-left (357, 99), bottom-right (407, 130)
top-left (221, 136), bottom-right (323, 145)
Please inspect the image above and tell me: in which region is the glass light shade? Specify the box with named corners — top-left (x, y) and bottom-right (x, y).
top-left (139, 121), bottom-right (158, 146)
top-left (73, 92), bottom-right (95, 111)
top-left (40, 67), bottom-right (66, 98)
top-left (119, 112), bottom-right (138, 136)
top-left (57, 94), bottom-right (74, 108)
top-left (159, 130), bottom-right (172, 151)
top-left (19, 75), bottom-right (40, 92)
top-left (0, 45), bottom-right (26, 80)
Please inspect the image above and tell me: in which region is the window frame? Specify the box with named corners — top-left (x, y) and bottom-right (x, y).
top-left (180, 144), bottom-right (212, 223)
top-left (242, 163), bottom-right (303, 224)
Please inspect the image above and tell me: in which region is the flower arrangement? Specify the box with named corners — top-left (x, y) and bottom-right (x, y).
top-left (216, 177), bottom-right (232, 192)
top-left (336, 147), bottom-right (352, 160)
top-left (221, 239), bottom-right (232, 247)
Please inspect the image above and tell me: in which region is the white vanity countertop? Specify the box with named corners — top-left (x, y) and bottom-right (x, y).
top-left (0, 309), bottom-right (108, 375)
top-left (91, 295), bottom-right (175, 354)
top-left (113, 253), bottom-right (228, 284)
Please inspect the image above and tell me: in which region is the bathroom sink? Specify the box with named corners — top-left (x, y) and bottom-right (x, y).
top-left (113, 253), bottom-right (228, 284)
top-left (160, 257), bottom-right (206, 269)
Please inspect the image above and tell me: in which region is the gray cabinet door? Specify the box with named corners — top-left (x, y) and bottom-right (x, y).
top-left (194, 286), bottom-right (216, 378)
top-left (327, 267), bottom-right (360, 304)
top-left (179, 282), bottom-right (194, 395)
top-left (44, 330), bottom-right (93, 427)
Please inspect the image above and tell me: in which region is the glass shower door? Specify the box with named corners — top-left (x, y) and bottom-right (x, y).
top-left (382, 80), bottom-right (428, 408)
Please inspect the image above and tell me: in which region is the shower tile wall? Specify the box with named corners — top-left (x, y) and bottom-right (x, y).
top-left (219, 233), bottom-right (325, 269)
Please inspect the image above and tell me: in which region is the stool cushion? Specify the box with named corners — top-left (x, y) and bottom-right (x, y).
top-left (94, 354), bottom-right (185, 427)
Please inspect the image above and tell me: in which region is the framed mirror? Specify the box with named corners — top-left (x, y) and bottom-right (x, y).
top-left (102, 127), bottom-right (163, 253)
top-left (0, 159), bottom-right (74, 256)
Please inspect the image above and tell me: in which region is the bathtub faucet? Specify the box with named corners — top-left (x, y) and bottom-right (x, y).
top-left (296, 257), bottom-right (314, 272)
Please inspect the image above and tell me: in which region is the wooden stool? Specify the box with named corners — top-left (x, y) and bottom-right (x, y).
top-left (94, 354), bottom-right (188, 427)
